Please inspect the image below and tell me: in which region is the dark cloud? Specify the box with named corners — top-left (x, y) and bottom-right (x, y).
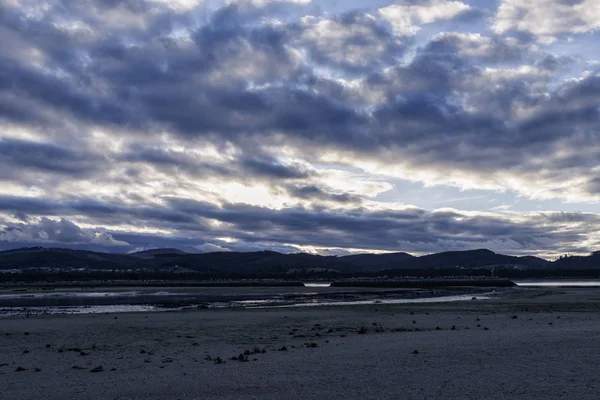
top-left (239, 156), bottom-right (310, 179)
top-left (0, 217), bottom-right (128, 247)
top-left (0, 138), bottom-right (102, 178)
top-left (0, 190), bottom-right (594, 255)
top-left (287, 185), bottom-right (362, 204)
top-left (119, 145), bottom-right (310, 181)
top-left (0, 194), bottom-right (586, 254)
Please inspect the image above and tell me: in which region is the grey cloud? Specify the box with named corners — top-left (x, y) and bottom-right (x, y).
top-left (297, 11), bottom-right (406, 74)
top-left (424, 33), bottom-right (527, 63)
top-left (536, 54), bottom-right (573, 71)
top-left (239, 156), bottom-right (310, 179)
top-left (119, 145), bottom-right (310, 181)
top-left (1, 0), bottom-right (600, 255)
top-left (0, 138), bottom-right (102, 178)
top-left (0, 58), bottom-right (136, 129)
top-left (0, 194), bottom-right (592, 254)
top-left (585, 178), bottom-right (600, 194)
top-left (287, 185), bottom-right (362, 204)
top-left (0, 217), bottom-right (129, 246)
top-left (0, 195), bottom-right (201, 228)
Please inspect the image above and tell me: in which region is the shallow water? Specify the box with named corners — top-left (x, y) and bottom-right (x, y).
top-left (259, 293), bottom-right (494, 308)
top-left (0, 285), bottom-right (492, 317)
top-left (303, 282), bottom-right (332, 287)
top-left (516, 281), bottom-right (600, 287)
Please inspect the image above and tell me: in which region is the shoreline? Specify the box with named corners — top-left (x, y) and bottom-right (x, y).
top-left (2, 287), bottom-right (600, 399)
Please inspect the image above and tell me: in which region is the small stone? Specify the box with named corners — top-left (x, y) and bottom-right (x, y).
top-left (90, 365), bottom-right (104, 373)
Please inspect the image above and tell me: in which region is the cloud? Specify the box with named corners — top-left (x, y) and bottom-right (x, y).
top-left (286, 185), bottom-right (362, 204)
top-left (239, 155), bottom-right (310, 179)
top-left (0, 0), bottom-right (599, 257)
top-left (194, 242), bottom-right (232, 253)
top-left (379, 0), bottom-right (471, 36)
top-left (298, 12), bottom-right (405, 73)
top-left (493, 0), bottom-right (600, 43)
top-left (0, 217), bottom-right (129, 247)
top-left (425, 32), bottom-right (530, 63)
top-left (0, 137), bottom-right (103, 178)
top-left (0, 191), bottom-right (597, 257)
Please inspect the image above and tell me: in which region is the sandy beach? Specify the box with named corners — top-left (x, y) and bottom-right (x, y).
top-left (2, 286), bottom-right (600, 399)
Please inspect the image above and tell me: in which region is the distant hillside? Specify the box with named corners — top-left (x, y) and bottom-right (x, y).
top-left (0, 247), bottom-right (559, 276)
top-left (130, 248), bottom-right (189, 259)
top-left (552, 252), bottom-right (600, 270)
top-left (0, 247), bottom-right (137, 270)
top-left (409, 249), bottom-right (549, 270)
top-left (339, 252), bottom-right (416, 270)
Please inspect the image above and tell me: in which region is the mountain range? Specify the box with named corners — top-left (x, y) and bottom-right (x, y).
top-left (1, 246), bottom-right (593, 276)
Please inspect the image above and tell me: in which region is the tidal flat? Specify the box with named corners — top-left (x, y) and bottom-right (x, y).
top-left (1, 286), bottom-right (600, 399)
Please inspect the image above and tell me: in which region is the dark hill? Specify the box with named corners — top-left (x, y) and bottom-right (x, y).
top-left (552, 252), bottom-right (600, 270)
top-left (130, 248), bottom-right (189, 259)
top-left (339, 252), bottom-right (415, 270)
top-left (411, 249), bottom-right (547, 269)
top-left (0, 246), bottom-right (560, 276)
top-left (0, 247), bottom-right (136, 270)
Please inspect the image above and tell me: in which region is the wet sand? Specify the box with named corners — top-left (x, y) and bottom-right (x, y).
top-left (2, 286), bottom-right (600, 399)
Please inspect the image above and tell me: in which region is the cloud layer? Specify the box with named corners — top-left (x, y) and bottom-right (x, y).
top-left (1, 0), bottom-right (599, 257)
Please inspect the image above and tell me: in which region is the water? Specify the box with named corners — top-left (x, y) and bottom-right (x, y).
top-left (0, 285), bottom-right (492, 317)
top-left (303, 282), bottom-right (332, 288)
top-left (516, 280), bottom-right (600, 287)
top-left (263, 293), bottom-right (493, 308)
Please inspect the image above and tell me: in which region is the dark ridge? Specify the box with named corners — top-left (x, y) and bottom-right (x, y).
top-left (130, 248), bottom-right (189, 259)
top-left (3, 246), bottom-right (600, 280)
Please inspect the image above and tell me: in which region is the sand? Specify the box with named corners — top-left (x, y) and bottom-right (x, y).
top-left (1, 286), bottom-right (600, 399)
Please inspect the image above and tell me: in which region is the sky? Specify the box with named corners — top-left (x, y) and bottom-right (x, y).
top-left (0, 0), bottom-right (600, 258)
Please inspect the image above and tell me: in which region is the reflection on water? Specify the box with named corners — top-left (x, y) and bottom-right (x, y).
top-left (0, 285), bottom-right (495, 317)
top-left (517, 281), bottom-right (600, 287)
top-left (303, 282), bottom-right (332, 288)
top-left (265, 293), bottom-right (493, 308)
top-left (0, 291), bottom-right (140, 299)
